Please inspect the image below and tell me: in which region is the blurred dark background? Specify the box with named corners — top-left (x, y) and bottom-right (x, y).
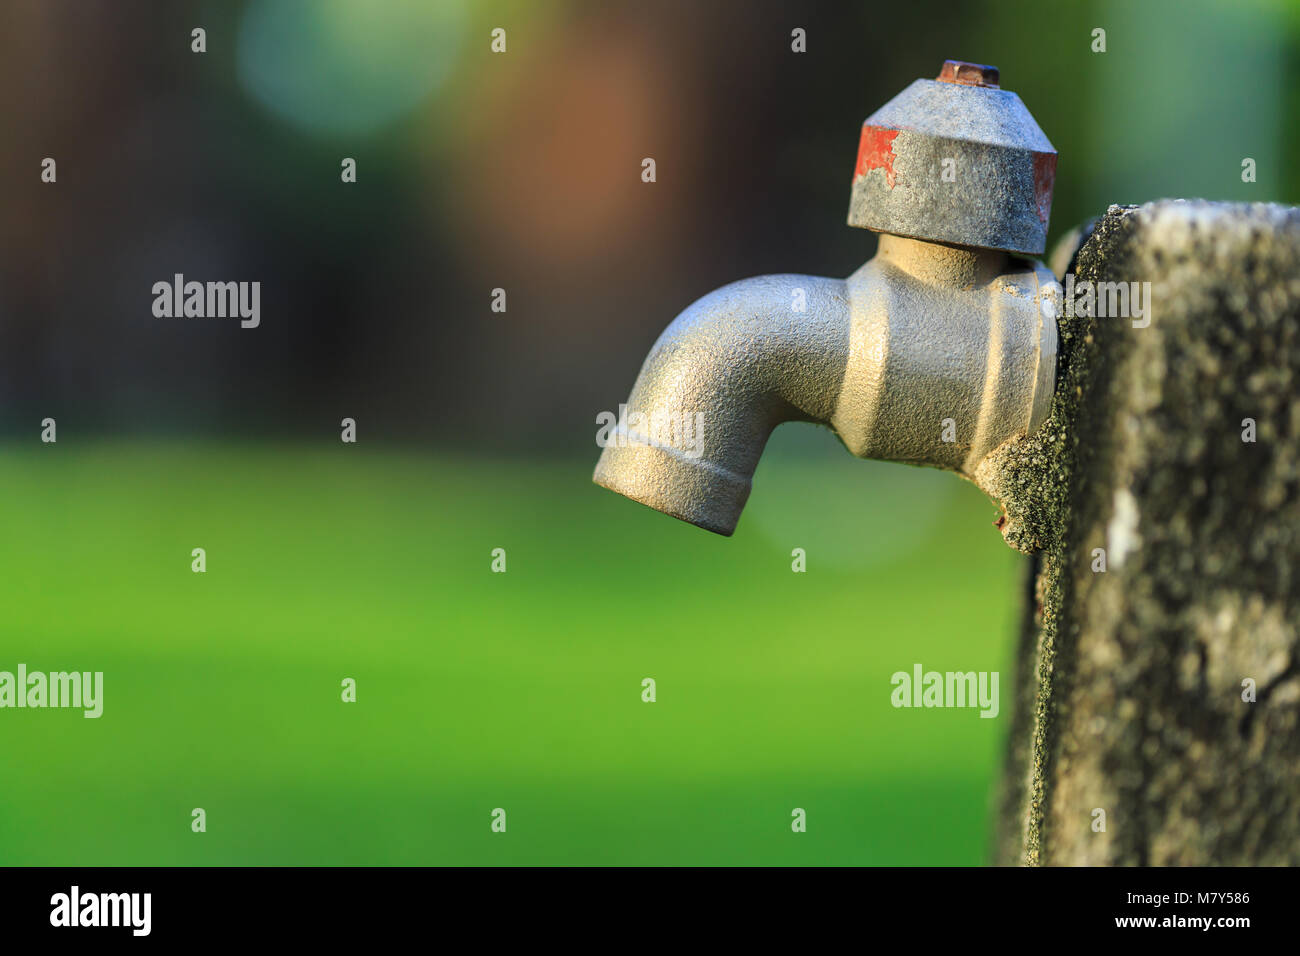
top-left (2, 0), bottom-right (1295, 449)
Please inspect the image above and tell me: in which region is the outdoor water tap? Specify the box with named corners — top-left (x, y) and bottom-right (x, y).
top-left (594, 60), bottom-right (1060, 536)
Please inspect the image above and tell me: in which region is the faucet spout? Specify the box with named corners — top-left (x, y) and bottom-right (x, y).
top-left (593, 275), bottom-right (851, 535)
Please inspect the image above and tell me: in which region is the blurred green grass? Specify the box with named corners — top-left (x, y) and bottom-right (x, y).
top-left (0, 432), bottom-right (1022, 865)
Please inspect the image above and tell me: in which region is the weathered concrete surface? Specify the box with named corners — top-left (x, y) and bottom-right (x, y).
top-left (980, 200), bottom-right (1300, 865)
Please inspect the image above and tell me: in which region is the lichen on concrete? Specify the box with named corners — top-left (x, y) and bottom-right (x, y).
top-left (985, 200), bottom-right (1300, 865)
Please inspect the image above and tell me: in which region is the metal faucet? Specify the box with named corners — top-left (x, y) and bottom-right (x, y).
top-left (594, 61), bottom-right (1061, 536)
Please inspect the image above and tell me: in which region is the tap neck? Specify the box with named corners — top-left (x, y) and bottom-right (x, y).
top-left (875, 233), bottom-right (1009, 288)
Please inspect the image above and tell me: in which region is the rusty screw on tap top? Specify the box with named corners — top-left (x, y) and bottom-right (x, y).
top-left (935, 59), bottom-right (1000, 88)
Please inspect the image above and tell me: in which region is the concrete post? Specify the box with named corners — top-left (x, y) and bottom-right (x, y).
top-left (982, 201), bottom-right (1300, 865)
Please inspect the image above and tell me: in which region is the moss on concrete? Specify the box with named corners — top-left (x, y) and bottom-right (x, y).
top-left (985, 200), bottom-right (1300, 865)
